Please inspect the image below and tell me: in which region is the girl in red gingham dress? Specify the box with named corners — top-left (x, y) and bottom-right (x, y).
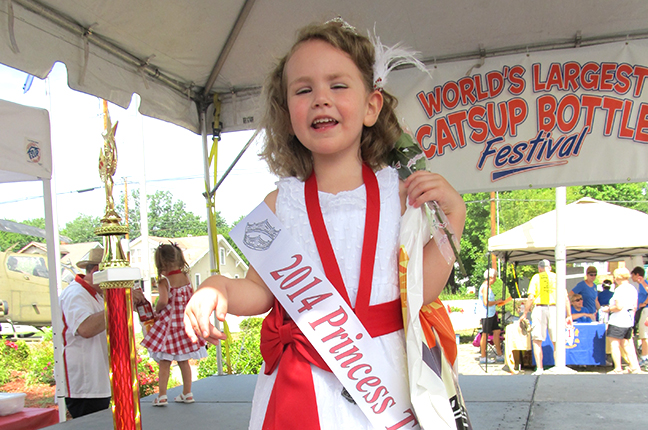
top-left (142, 243), bottom-right (206, 406)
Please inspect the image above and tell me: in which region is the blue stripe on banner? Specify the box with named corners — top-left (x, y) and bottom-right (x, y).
top-left (492, 161), bottom-right (567, 181)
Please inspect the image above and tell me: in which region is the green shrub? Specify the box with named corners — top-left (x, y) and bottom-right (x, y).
top-left (26, 339), bottom-right (55, 385)
top-left (198, 317), bottom-right (264, 378)
top-left (0, 339), bottom-right (30, 385)
top-left (137, 354), bottom-right (159, 397)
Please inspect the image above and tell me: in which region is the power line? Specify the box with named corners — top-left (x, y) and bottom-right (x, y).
top-left (0, 170), bottom-right (268, 206)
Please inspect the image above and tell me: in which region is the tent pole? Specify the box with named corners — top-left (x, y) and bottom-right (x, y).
top-left (485, 251), bottom-right (492, 372)
top-left (138, 103), bottom-right (151, 302)
top-left (554, 186), bottom-right (568, 370)
top-left (200, 106), bottom-right (224, 375)
top-left (43, 178), bottom-right (67, 421)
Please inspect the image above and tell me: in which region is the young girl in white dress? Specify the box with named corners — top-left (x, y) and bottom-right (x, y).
top-left (184, 20), bottom-right (466, 429)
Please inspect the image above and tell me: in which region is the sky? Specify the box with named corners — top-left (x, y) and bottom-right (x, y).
top-left (0, 62), bottom-right (278, 229)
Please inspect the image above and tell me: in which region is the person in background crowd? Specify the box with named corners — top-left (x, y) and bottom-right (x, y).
top-left (59, 247), bottom-right (111, 418)
top-left (521, 259), bottom-right (572, 375)
top-left (569, 266), bottom-right (600, 318)
top-left (630, 266), bottom-right (648, 369)
top-left (601, 267), bottom-right (642, 374)
top-left (598, 279), bottom-right (614, 323)
top-left (570, 293), bottom-right (595, 323)
top-left (598, 280), bottom-right (614, 306)
top-left (478, 268), bottom-right (511, 364)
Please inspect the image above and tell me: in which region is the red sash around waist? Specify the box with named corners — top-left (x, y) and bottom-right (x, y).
top-left (260, 299), bottom-right (403, 430)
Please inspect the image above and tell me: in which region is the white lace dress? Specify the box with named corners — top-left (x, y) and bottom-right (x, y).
top-left (248, 167), bottom-right (407, 430)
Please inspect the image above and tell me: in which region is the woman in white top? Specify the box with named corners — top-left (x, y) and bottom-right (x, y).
top-left (600, 267), bottom-right (641, 374)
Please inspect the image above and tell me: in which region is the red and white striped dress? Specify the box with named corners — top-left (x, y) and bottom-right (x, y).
top-left (141, 281), bottom-right (207, 362)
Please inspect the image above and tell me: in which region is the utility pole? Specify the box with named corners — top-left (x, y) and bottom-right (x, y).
top-left (123, 177), bottom-right (129, 239)
top-left (490, 191), bottom-right (497, 271)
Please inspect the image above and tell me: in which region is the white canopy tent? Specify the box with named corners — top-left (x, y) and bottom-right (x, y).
top-left (488, 196), bottom-right (648, 372)
top-left (488, 197), bottom-right (648, 264)
top-left (0, 98), bottom-right (67, 420)
top-left (2, 0), bottom-right (648, 135)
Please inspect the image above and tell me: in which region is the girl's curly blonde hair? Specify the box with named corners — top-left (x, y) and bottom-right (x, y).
top-left (155, 243), bottom-right (189, 277)
top-left (259, 21), bottom-right (402, 180)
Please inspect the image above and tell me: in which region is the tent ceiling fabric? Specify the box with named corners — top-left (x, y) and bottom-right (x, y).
top-left (488, 198), bottom-right (648, 264)
top-left (2, 0), bottom-right (648, 134)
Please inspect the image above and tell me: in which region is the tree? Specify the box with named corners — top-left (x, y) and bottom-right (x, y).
top-left (60, 214), bottom-right (102, 243)
top-left (0, 218), bottom-right (46, 252)
top-left (457, 182), bottom-right (648, 296)
top-left (117, 189), bottom-right (227, 239)
top-left (573, 182), bottom-right (648, 213)
top-left (459, 193), bottom-right (491, 290)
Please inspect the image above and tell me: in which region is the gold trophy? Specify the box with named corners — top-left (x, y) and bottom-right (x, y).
top-left (94, 100), bottom-right (143, 430)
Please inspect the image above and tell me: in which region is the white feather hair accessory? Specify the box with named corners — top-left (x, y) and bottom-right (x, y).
top-left (368, 27), bottom-right (431, 90)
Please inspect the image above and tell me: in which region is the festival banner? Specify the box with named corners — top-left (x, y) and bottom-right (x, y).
top-left (389, 40), bottom-right (648, 193)
top-left (230, 203), bottom-right (419, 430)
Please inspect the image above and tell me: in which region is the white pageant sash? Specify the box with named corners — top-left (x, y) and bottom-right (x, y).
top-left (230, 202), bottom-right (419, 430)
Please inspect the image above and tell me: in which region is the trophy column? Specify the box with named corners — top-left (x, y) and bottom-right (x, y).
top-left (93, 100), bottom-right (142, 430)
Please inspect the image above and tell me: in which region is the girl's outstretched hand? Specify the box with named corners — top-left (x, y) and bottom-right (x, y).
top-left (404, 170), bottom-right (466, 222)
top-left (184, 283), bottom-right (228, 345)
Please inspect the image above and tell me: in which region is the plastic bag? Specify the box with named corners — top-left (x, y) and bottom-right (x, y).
top-left (399, 202), bottom-right (472, 430)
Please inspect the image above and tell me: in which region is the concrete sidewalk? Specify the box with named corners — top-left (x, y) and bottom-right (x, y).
top-left (44, 372), bottom-right (648, 429)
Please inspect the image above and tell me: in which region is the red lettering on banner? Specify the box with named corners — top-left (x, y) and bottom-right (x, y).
top-left (416, 89), bottom-right (442, 118)
top-left (447, 111), bottom-right (468, 148)
top-left (634, 103), bottom-right (648, 142)
top-left (563, 62), bottom-right (580, 91)
top-left (458, 77), bottom-right (476, 105)
top-left (435, 117), bottom-right (456, 156)
top-left (473, 75), bottom-right (490, 101)
top-left (633, 66), bottom-right (648, 97)
top-left (532, 63), bottom-right (546, 91)
top-left (545, 63), bottom-right (564, 91)
top-left (508, 65), bottom-right (526, 95)
top-left (508, 98), bottom-right (527, 136)
top-left (385, 408), bottom-right (418, 429)
top-left (601, 96), bottom-right (624, 136)
top-left (487, 102), bottom-right (508, 137)
top-left (600, 62), bottom-right (617, 91)
top-left (416, 124), bottom-right (436, 158)
top-left (468, 105), bottom-right (488, 142)
top-left (581, 95), bottom-right (603, 133)
top-left (442, 82), bottom-right (459, 109)
top-left (615, 63), bottom-right (633, 94)
top-left (486, 71), bottom-right (505, 97)
top-left (581, 62), bottom-right (600, 90)
top-left (556, 94), bottom-right (580, 133)
top-left (619, 99), bottom-right (635, 139)
top-left (537, 95), bottom-right (557, 132)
